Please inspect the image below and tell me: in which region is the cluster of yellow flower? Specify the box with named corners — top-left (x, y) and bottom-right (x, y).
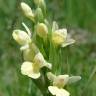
top-left (12, 0), bottom-right (81, 96)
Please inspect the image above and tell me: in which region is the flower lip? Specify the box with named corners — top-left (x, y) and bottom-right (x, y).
top-left (48, 86), bottom-right (70, 96)
top-left (21, 52), bottom-right (52, 79)
top-left (21, 61), bottom-right (40, 79)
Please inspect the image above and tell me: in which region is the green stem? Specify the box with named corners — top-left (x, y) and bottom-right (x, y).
top-left (32, 71), bottom-right (53, 96)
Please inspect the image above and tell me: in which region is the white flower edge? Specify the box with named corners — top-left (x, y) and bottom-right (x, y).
top-left (48, 86), bottom-right (70, 96)
top-left (61, 34), bottom-right (75, 47)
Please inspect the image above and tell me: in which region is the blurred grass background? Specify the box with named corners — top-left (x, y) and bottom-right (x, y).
top-left (0, 0), bottom-right (96, 96)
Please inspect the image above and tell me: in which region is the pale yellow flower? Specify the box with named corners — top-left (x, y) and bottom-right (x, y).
top-left (12, 30), bottom-right (31, 46)
top-left (47, 72), bottom-right (81, 87)
top-left (21, 52), bottom-right (52, 79)
top-left (47, 73), bottom-right (69, 88)
top-left (21, 2), bottom-right (35, 22)
top-left (61, 35), bottom-right (75, 47)
top-left (52, 22), bottom-right (75, 47)
top-left (52, 28), bottom-right (67, 46)
top-left (36, 23), bottom-right (48, 39)
top-left (53, 75), bottom-right (69, 88)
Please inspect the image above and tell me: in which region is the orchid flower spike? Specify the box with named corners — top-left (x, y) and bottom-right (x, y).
top-left (21, 52), bottom-right (52, 79)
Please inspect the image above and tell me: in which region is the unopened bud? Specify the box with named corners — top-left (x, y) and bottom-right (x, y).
top-left (12, 30), bottom-right (31, 45)
top-left (34, 0), bottom-right (45, 7)
top-left (21, 2), bottom-right (35, 22)
top-left (35, 7), bottom-right (44, 22)
top-left (34, 0), bottom-right (46, 14)
top-left (36, 23), bottom-right (48, 38)
top-left (23, 43), bottom-right (39, 61)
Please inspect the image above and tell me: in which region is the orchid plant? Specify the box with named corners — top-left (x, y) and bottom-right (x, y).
top-left (12, 0), bottom-right (81, 96)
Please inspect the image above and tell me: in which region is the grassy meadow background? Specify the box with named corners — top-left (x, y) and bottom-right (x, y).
top-left (0, 0), bottom-right (96, 96)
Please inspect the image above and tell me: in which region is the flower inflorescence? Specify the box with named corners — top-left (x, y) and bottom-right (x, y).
top-left (12, 0), bottom-right (81, 96)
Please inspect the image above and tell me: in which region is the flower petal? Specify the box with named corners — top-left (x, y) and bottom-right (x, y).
top-left (48, 86), bottom-right (59, 95)
top-left (21, 61), bottom-right (33, 75)
top-left (36, 23), bottom-right (48, 38)
top-left (68, 76), bottom-right (81, 84)
top-left (28, 71), bottom-right (40, 79)
top-left (52, 21), bottom-right (59, 32)
top-left (33, 52), bottom-right (45, 67)
top-left (61, 35), bottom-right (75, 47)
top-left (48, 86), bottom-right (70, 96)
top-left (53, 75), bottom-right (69, 87)
top-left (58, 88), bottom-right (70, 96)
top-left (44, 62), bottom-right (52, 69)
top-left (47, 72), bottom-right (56, 81)
top-left (52, 28), bottom-right (67, 46)
top-left (21, 2), bottom-right (35, 21)
top-left (21, 61), bottom-right (40, 79)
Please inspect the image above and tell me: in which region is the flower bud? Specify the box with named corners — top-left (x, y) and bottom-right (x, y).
top-left (34, 0), bottom-right (46, 14)
top-left (21, 2), bottom-right (35, 22)
top-left (35, 7), bottom-right (44, 22)
top-left (36, 23), bottom-right (48, 39)
top-left (12, 30), bottom-right (31, 45)
top-left (21, 61), bottom-right (40, 79)
top-left (33, 52), bottom-right (52, 69)
top-left (52, 28), bottom-right (67, 46)
top-left (34, 0), bottom-right (45, 7)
